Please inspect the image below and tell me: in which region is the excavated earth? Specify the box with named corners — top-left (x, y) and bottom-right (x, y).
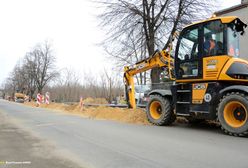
top-left (23, 98), bottom-right (218, 127)
top-left (24, 100), bottom-right (151, 125)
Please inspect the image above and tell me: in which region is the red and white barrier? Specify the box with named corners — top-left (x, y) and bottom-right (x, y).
top-left (36, 93), bottom-right (42, 106)
top-left (45, 92), bottom-right (50, 105)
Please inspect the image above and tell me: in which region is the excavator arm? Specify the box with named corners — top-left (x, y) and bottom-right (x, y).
top-left (124, 50), bottom-right (174, 109)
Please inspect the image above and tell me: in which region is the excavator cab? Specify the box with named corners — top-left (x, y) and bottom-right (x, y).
top-left (175, 17), bottom-right (247, 81)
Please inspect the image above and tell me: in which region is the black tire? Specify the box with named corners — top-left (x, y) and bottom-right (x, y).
top-left (146, 95), bottom-right (175, 126)
top-left (217, 92), bottom-right (248, 137)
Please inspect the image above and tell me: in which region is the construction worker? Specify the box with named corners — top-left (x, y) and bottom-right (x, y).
top-left (204, 34), bottom-right (217, 56)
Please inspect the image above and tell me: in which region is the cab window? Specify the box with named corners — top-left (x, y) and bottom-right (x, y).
top-left (177, 28), bottom-right (199, 78)
top-left (227, 24), bottom-right (240, 57)
top-left (178, 28), bottom-right (199, 60)
top-left (203, 21), bottom-right (225, 56)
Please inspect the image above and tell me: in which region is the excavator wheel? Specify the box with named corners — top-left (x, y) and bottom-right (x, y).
top-left (146, 95), bottom-right (175, 126)
top-left (218, 92), bottom-right (248, 137)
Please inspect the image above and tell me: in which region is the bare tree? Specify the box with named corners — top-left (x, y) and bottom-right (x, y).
top-left (98, 0), bottom-right (216, 84)
top-left (2, 77), bottom-right (16, 99)
top-left (2, 59), bottom-right (31, 98)
top-left (2, 41), bottom-right (59, 99)
top-left (22, 56), bottom-right (37, 98)
top-left (52, 68), bottom-right (81, 102)
top-left (11, 62), bottom-right (27, 93)
top-left (25, 41), bottom-right (59, 93)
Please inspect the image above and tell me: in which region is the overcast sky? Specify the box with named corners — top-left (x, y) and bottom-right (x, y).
top-left (0, 0), bottom-right (242, 84)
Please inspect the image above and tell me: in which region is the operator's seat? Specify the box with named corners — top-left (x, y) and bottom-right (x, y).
top-left (185, 54), bottom-right (190, 60)
top-left (216, 41), bottom-right (224, 55)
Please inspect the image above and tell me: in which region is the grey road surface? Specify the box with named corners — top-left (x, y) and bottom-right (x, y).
top-left (0, 111), bottom-right (85, 168)
top-left (0, 99), bottom-right (248, 168)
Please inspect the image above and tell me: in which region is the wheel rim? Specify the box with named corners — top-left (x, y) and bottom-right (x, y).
top-left (150, 101), bottom-right (162, 119)
top-left (223, 101), bottom-right (248, 128)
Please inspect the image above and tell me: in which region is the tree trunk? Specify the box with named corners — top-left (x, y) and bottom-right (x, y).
top-left (147, 35), bottom-right (161, 89)
top-left (37, 86), bottom-right (42, 94)
top-left (151, 68), bottom-right (163, 89)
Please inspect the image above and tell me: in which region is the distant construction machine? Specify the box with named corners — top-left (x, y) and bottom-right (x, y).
top-left (14, 92), bottom-right (26, 103)
top-left (124, 16), bottom-right (248, 136)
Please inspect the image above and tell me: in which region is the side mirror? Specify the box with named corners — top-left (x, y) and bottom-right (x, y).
top-left (234, 18), bottom-right (247, 35)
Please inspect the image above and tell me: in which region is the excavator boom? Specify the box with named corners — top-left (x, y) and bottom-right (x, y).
top-left (124, 50), bottom-right (174, 109)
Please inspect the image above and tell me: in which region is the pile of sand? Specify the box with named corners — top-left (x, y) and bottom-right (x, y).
top-left (24, 101), bottom-right (150, 125)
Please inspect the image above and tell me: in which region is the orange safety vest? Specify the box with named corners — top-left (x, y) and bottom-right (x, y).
top-left (229, 45), bottom-right (235, 56)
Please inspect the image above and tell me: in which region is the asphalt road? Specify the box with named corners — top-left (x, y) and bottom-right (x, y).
top-left (0, 99), bottom-right (248, 168)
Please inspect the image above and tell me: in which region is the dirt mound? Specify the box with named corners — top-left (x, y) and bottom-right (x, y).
top-left (24, 102), bottom-right (150, 125)
top-left (23, 101), bottom-right (219, 127)
top-left (82, 106), bottom-right (150, 125)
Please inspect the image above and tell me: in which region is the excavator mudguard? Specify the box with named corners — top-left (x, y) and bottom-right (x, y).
top-left (148, 89), bottom-right (172, 97)
top-left (219, 85), bottom-right (248, 96)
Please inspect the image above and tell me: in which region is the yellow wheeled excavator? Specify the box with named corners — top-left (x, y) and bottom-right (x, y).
top-left (124, 16), bottom-right (248, 136)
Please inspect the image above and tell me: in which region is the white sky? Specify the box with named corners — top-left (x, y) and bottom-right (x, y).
top-left (0, 0), bottom-right (242, 85)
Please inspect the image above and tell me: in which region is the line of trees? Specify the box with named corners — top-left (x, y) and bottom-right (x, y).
top-left (45, 68), bottom-right (123, 103)
top-left (2, 41), bottom-right (123, 103)
top-left (2, 41), bottom-right (58, 99)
